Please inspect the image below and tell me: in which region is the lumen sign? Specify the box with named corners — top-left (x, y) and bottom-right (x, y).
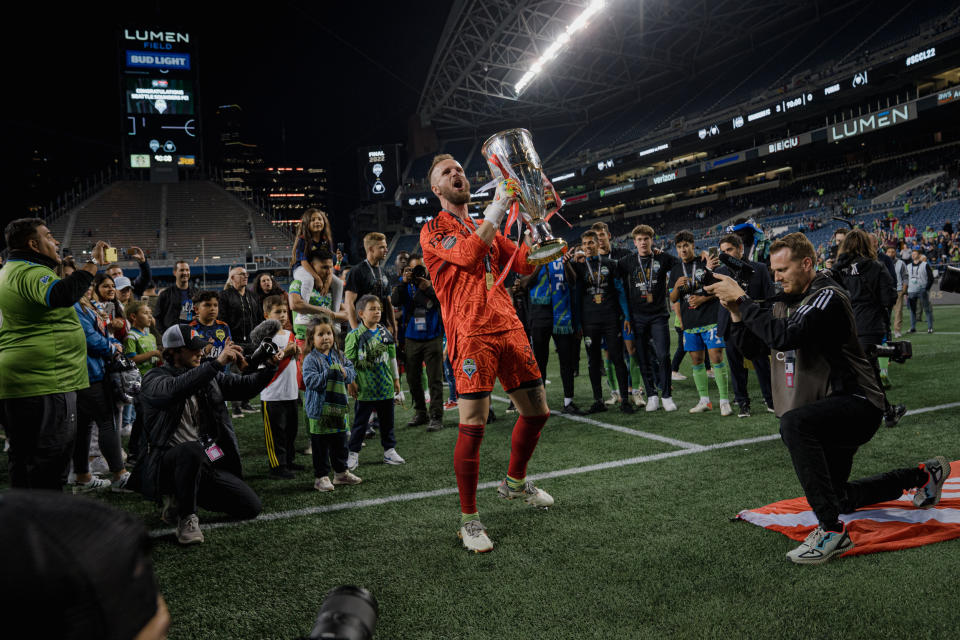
top-left (827, 105), bottom-right (912, 142)
top-left (123, 29), bottom-right (190, 50)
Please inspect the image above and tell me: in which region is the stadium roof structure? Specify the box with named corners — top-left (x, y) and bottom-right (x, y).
top-left (416, 0), bottom-right (901, 159)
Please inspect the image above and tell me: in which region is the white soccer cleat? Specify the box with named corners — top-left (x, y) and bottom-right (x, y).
top-left (458, 519), bottom-right (494, 553)
top-left (497, 479), bottom-right (554, 508)
top-left (720, 400), bottom-right (733, 417)
top-left (689, 399), bottom-right (713, 414)
top-left (605, 391), bottom-right (622, 406)
top-left (383, 448), bottom-right (406, 465)
top-left (646, 396), bottom-right (661, 412)
top-left (632, 389), bottom-right (646, 407)
top-left (662, 397), bottom-right (678, 412)
top-left (314, 476), bottom-right (335, 492)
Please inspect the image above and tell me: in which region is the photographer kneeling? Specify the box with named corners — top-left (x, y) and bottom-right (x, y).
top-left (706, 233), bottom-right (950, 565)
top-left (134, 325), bottom-right (278, 545)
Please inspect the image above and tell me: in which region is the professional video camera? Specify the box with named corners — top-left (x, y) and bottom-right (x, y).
top-left (107, 351), bottom-right (141, 403)
top-left (298, 586), bottom-right (378, 640)
top-left (941, 265), bottom-right (960, 294)
top-left (717, 252), bottom-right (756, 290)
top-left (247, 319), bottom-right (282, 369)
top-left (868, 340), bottom-right (912, 365)
top-left (864, 341), bottom-right (911, 427)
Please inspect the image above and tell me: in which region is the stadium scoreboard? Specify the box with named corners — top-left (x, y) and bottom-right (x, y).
top-left (119, 28), bottom-right (199, 170)
top-left (358, 145), bottom-right (399, 201)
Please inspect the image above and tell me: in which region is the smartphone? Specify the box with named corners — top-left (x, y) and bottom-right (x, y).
top-left (708, 246), bottom-right (719, 260)
top-left (104, 247), bottom-right (118, 263)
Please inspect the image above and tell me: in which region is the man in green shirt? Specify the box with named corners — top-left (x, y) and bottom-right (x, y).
top-left (0, 218), bottom-right (107, 489)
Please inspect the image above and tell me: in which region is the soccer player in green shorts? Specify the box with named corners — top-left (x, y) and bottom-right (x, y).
top-left (668, 231), bottom-right (732, 416)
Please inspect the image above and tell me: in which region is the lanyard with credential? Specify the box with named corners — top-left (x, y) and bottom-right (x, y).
top-left (587, 257), bottom-right (604, 304)
top-left (446, 210), bottom-right (495, 290)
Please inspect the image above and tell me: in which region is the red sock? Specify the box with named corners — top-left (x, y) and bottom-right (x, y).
top-left (454, 424), bottom-right (485, 514)
top-left (507, 413), bottom-right (549, 480)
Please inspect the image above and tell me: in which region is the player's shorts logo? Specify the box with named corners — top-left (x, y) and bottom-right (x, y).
top-left (462, 358), bottom-right (477, 379)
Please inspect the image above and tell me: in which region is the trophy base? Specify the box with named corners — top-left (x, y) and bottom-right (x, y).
top-left (527, 239), bottom-right (568, 266)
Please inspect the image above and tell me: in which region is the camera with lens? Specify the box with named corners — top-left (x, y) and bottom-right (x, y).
top-left (107, 351), bottom-right (141, 403)
top-left (867, 340), bottom-right (912, 364)
top-left (246, 338), bottom-right (280, 370)
top-left (717, 252), bottom-right (755, 290)
top-left (411, 264), bottom-right (428, 281)
top-left (298, 586), bottom-right (378, 640)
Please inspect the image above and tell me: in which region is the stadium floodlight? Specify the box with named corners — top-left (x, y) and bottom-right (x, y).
top-left (514, 0), bottom-right (606, 96)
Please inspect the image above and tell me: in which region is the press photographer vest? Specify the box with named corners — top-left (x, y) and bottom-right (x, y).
top-left (769, 284), bottom-right (884, 416)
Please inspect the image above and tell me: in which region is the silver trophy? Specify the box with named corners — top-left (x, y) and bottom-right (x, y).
top-left (481, 128), bottom-right (567, 265)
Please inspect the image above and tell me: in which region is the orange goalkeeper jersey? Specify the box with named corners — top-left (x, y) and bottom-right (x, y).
top-left (420, 210), bottom-right (534, 360)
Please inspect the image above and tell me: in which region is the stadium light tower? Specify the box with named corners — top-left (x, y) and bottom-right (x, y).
top-left (514, 0), bottom-right (606, 96)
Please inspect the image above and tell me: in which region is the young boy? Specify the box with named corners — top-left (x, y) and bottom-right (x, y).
top-left (189, 291), bottom-right (245, 419)
top-left (344, 294), bottom-right (404, 469)
top-left (259, 295), bottom-right (302, 479)
top-left (123, 301), bottom-right (162, 465)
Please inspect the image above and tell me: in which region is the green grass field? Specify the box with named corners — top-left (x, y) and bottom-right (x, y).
top-left (4, 307), bottom-right (960, 639)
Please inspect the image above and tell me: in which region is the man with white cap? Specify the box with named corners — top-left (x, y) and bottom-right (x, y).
top-left (132, 324), bottom-right (279, 544)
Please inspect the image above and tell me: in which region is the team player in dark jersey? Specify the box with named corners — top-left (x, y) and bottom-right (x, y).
top-left (669, 231), bottom-right (732, 415)
top-left (617, 224), bottom-right (679, 412)
top-left (420, 154), bottom-right (553, 554)
top-left (571, 230), bottom-right (634, 414)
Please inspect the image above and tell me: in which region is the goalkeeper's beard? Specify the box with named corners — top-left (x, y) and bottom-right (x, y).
top-left (440, 183), bottom-right (471, 206)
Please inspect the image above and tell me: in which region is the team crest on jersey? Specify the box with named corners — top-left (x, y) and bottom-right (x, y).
top-left (216, 329), bottom-right (226, 341)
top-left (40, 275), bottom-right (52, 285)
top-left (695, 268), bottom-right (705, 282)
top-left (600, 266), bottom-right (610, 276)
top-left (462, 358), bottom-right (477, 379)
top-left (442, 236), bottom-right (457, 249)
top-left (652, 261), bottom-right (661, 274)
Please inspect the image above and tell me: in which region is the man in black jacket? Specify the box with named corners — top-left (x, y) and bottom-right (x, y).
top-left (153, 261), bottom-right (198, 333)
top-left (219, 266), bottom-right (264, 414)
top-left (133, 324), bottom-right (277, 545)
top-left (707, 232), bottom-right (949, 565)
top-left (715, 233), bottom-right (776, 418)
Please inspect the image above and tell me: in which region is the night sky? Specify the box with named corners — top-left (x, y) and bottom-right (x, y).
top-left (4, 2), bottom-right (451, 236)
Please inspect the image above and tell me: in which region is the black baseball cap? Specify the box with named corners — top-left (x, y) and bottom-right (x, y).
top-left (162, 323), bottom-right (208, 350)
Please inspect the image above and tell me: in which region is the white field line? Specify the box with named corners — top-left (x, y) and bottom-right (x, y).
top-left (149, 433), bottom-right (780, 538)
top-left (148, 401), bottom-right (960, 538)
top-left (489, 394), bottom-right (702, 449)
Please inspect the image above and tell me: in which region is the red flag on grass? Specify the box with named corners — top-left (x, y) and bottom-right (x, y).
top-left (737, 461), bottom-right (960, 556)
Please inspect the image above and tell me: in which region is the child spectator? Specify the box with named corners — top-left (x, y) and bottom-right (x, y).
top-left (190, 290), bottom-right (247, 418)
top-left (291, 208), bottom-right (334, 290)
top-left (259, 295), bottom-right (302, 479)
top-left (302, 316), bottom-right (362, 491)
top-left (344, 294), bottom-right (404, 470)
top-left (123, 300), bottom-right (162, 466)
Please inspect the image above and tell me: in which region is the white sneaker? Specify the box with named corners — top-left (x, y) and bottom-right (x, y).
top-left (73, 476), bottom-right (111, 494)
top-left (458, 519), bottom-right (494, 553)
top-left (671, 371), bottom-right (687, 381)
top-left (720, 400), bottom-right (733, 417)
top-left (786, 525), bottom-right (853, 564)
top-left (314, 476), bottom-right (335, 492)
top-left (177, 514), bottom-right (204, 545)
top-left (605, 391), bottom-right (622, 406)
top-left (689, 399), bottom-right (713, 413)
top-left (645, 395), bottom-right (661, 412)
top-left (497, 478), bottom-right (554, 507)
top-left (894, 331), bottom-right (902, 338)
top-left (632, 389), bottom-right (646, 407)
top-left (111, 471), bottom-right (134, 493)
top-left (383, 448), bottom-right (405, 465)
top-left (333, 470), bottom-right (362, 485)
top-left (347, 452), bottom-right (359, 471)
top-left (662, 397), bottom-right (678, 412)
